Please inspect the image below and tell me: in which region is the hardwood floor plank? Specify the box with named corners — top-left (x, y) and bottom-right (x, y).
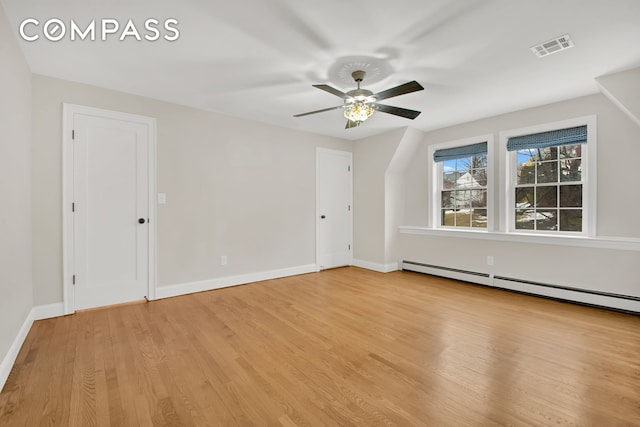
top-left (2, 267), bottom-right (640, 426)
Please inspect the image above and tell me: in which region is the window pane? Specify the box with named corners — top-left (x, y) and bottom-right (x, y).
top-left (443, 171), bottom-right (457, 189)
top-left (441, 191), bottom-right (454, 209)
top-left (560, 159), bottom-right (582, 182)
top-left (455, 209), bottom-right (471, 227)
top-left (471, 189), bottom-right (487, 208)
top-left (515, 187), bottom-right (534, 208)
top-left (473, 154), bottom-right (487, 168)
top-left (537, 161), bottom-right (558, 183)
top-left (560, 144), bottom-right (581, 159)
top-left (471, 168), bottom-right (487, 186)
top-left (443, 159), bottom-right (456, 172)
top-left (560, 209), bottom-right (582, 232)
top-left (455, 190), bottom-right (471, 208)
top-left (517, 163), bottom-right (535, 185)
top-left (517, 166), bottom-right (536, 185)
top-left (456, 157), bottom-right (472, 172)
top-left (472, 209), bottom-right (487, 228)
top-left (538, 146), bottom-right (558, 161)
top-left (536, 209), bottom-right (558, 230)
top-left (536, 186), bottom-right (557, 208)
top-left (442, 209), bottom-right (455, 226)
top-left (560, 185), bottom-right (582, 207)
top-left (515, 209), bottom-right (535, 229)
top-left (518, 149), bottom-right (537, 163)
top-left (456, 172), bottom-right (476, 188)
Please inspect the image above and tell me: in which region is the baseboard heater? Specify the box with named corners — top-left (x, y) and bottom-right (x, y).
top-left (401, 260), bottom-right (640, 314)
top-left (402, 261), bottom-right (491, 286)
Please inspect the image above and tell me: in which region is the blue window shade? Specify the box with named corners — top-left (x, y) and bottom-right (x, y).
top-left (433, 142), bottom-right (487, 163)
top-left (507, 125), bottom-right (587, 152)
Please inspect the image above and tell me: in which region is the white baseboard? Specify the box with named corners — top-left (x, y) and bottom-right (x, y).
top-left (1, 302), bottom-right (67, 392)
top-left (0, 309), bottom-right (34, 393)
top-left (32, 302), bottom-right (65, 320)
top-left (155, 264), bottom-right (318, 300)
top-left (351, 259), bottom-right (399, 273)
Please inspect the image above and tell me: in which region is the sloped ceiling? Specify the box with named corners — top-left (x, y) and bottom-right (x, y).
top-left (2, 0), bottom-right (640, 140)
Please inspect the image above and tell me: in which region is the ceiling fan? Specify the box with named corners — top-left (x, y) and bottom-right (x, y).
top-left (294, 70), bottom-right (424, 129)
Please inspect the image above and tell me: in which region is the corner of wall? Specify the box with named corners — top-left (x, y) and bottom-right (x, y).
top-left (596, 67), bottom-right (640, 128)
top-left (384, 127), bottom-right (425, 264)
top-left (0, 0), bottom-right (35, 393)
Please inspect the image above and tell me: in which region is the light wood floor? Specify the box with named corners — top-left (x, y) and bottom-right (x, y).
top-left (1, 267), bottom-right (639, 426)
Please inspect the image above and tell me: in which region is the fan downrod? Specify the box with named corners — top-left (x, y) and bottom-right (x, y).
top-left (347, 70), bottom-right (373, 98)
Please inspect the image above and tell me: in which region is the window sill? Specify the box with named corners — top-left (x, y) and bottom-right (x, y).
top-left (398, 226), bottom-right (640, 251)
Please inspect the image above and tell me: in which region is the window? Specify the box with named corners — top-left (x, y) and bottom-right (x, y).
top-left (433, 141), bottom-right (489, 229)
top-left (425, 118), bottom-right (594, 239)
top-left (504, 121), bottom-right (594, 235)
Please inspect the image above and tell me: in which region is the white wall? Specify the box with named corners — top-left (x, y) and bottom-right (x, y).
top-left (352, 126), bottom-right (425, 270)
top-left (0, 1), bottom-right (33, 376)
top-left (384, 128), bottom-right (423, 265)
top-left (400, 93), bottom-right (640, 298)
top-left (32, 75), bottom-right (351, 305)
top-left (352, 128), bottom-right (405, 265)
top-left (597, 66), bottom-right (640, 127)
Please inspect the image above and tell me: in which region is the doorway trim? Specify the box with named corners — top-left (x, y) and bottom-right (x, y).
top-left (62, 104), bottom-right (157, 314)
top-left (315, 147), bottom-right (353, 270)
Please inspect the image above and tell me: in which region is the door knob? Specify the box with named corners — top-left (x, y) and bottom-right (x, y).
top-left (138, 218), bottom-right (146, 224)
top-left (320, 215), bottom-right (326, 219)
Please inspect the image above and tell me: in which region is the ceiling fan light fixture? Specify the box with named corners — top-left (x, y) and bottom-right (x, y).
top-left (343, 102), bottom-right (375, 122)
top-left (294, 68), bottom-right (424, 128)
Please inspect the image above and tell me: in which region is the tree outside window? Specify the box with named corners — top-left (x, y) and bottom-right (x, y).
top-left (514, 144), bottom-right (582, 231)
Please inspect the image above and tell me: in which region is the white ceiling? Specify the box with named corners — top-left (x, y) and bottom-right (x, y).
top-left (3, 0), bottom-right (640, 140)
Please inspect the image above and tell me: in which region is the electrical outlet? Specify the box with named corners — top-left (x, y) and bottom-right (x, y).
top-left (487, 256), bottom-right (494, 266)
top-left (221, 255), bottom-right (227, 265)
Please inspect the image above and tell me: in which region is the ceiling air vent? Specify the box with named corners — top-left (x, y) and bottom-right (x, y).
top-left (531, 34), bottom-right (574, 58)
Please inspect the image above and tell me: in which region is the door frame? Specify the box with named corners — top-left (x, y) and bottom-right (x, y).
top-left (62, 104), bottom-right (157, 314)
top-left (315, 147), bottom-right (353, 270)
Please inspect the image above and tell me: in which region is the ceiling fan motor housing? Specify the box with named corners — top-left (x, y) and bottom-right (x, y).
top-left (346, 88), bottom-right (374, 100)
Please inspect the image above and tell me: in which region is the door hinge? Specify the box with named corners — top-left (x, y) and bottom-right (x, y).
top-left (72, 129), bottom-right (75, 140)
top-left (72, 275), bottom-right (76, 285)
top-left (348, 165), bottom-right (351, 172)
top-left (348, 244), bottom-right (351, 250)
top-left (348, 205), bottom-right (351, 211)
top-left (72, 202), bottom-right (75, 212)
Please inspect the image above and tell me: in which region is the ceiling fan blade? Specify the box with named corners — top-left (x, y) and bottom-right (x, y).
top-left (313, 84), bottom-right (350, 99)
top-left (293, 106), bottom-right (342, 117)
top-left (345, 119), bottom-right (360, 129)
top-left (373, 81), bottom-right (424, 101)
top-left (374, 103), bottom-right (422, 120)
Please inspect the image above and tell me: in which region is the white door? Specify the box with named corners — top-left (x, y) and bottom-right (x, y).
top-left (317, 148), bottom-right (352, 270)
top-left (71, 111), bottom-right (151, 310)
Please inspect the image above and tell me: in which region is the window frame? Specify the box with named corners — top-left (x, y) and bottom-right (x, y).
top-left (500, 116), bottom-right (597, 237)
top-left (428, 134), bottom-right (495, 231)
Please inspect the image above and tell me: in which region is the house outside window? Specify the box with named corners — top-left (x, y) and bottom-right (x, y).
top-left (432, 140), bottom-right (491, 229)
